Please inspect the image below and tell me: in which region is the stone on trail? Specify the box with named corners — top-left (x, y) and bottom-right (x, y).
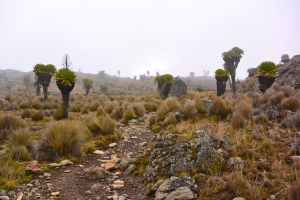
top-left (50, 191), bottom-right (60, 196)
top-left (25, 161), bottom-right (44, 174)
top-left (109, 143), bottom-right (118, 148)
top-left (49, 159), bottom-right (73, 167)
top-left (0, 196), bottom-right (9, 200)
top-left (93, 150), bottom-right (106, 155)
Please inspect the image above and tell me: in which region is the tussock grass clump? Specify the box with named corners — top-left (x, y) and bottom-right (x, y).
top-left (122, 105), bottom-right (136, 122)
top-left (81, 106), bottom-right (89, 114)
top-left (164, 97), bottom-right (182, 112)
top-left (87, 115), bottom-right (116, 135)
top-left (290, 181), bottom-right (300, 200)
top-left (253, 113), bottom-right (269, 125)
top-left (132, 103), bottom-right (146, 117)
top-left (0, 156), bottom-right (30, 189)
top-left (36, 121), bottom-right (91, 161)
top-left (19, 101), bottom-right (31, 109)
top-left (194, 97), bottom-right (207, 115)
top-left (31, 100), bottom-right (42, 110)
top-left (156, 103), bottom-right (169, 122)
top-left (163, 112), bottom-right (177, 126)
top-left (183, 100), bottom-right (198, 120)
top-left (70, 104), bottom-right (81, 112)
top-left (53, 107), bottom-right (64, 120)
top-left (8, 129), bottom-right (33, 161)
top-left (104, 101), bottom-right (119, 114)
top-left (281, 97), bottom-right (300, 112)
top-left (281, 111), bottom-right (300, 129)
top-left (231, 112), bottom-right (246, 129)
top-left (21, 109), bottom-right (33, 119)
top-left (269, 91), bottom-right (285, 106)
top-left (96, 106), bottom-right (106, 117)
top-left (0, 114), bottom-right (24, 141)
top-left (209, 97), bottom-right (231, 120)
top-left (88, 102), bottom-right (99, 112)
top-left (98, 115), bottom-right (116, 135)
top-left (110, 106), bottom-right (124, 120)
top-left (143, 102), bottom-right (158, 112)
top-left (283, 85), bottom-right (295, 97)
top-left (235, 100), bottom-right (253, 121)
top-left (31, 110), bottom-right (44, 121)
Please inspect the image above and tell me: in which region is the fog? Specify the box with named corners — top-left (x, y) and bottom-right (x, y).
top-left (0, 0), bottom-right (299, 79)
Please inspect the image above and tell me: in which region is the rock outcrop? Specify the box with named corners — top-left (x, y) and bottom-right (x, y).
top-left (170, 77), bottom-right (187, 97)
top-left (151, 176), bottom-right (197, 200)
top-left (144, 130), bottom-right (229, 181)
top-left (276, 54), bottom-right (300, 89)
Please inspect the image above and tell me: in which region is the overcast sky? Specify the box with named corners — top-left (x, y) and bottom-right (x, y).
top-left (0, 0), bottom-right (299, 79)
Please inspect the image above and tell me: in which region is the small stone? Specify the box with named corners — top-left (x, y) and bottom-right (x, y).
top-left (93, 150), bottom-right (105, 155)
top-left (91, 183), bottom-right (102, 193)
top-left (43, 172), bottom-right (52, 177)
top-left (111, 179), bottom-right (125, 190)
top-left (0, 190), bottom-right (6, 196)
top-left (50, 192), bottom-right (60, 196)
top-left (109, 143), bottom-right (117, 148)
top-left (49, 159), bottom-right (73, 167)
top-left (64, 170), bottom-right (71, 173)
top-left (139, 142), bottom-right (148, 147)
top-left (233, 197), bottom-right (246, 200)
top-left (17, 194), bottom-right (23, 200)
top-left (0, 196), bottom-right (9, 200)
top-left (84, 190), bottom-right (92, 195)
top-left (25, 161), bottom-right (44, 174)
top-left (103, 161), bottom-right (117, 171)
top-left (119, 195), bottom-right (126, 200)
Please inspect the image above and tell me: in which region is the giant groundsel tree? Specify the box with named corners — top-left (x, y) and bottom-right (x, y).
top-left (222, 47), bottom-right (244, 95)
top-left (33, 64), bottom-right (56, 102)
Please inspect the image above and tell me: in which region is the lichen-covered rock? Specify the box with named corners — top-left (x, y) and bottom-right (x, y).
top-left (170, 77), bottom-right (187, 97)
top-left (276, 54), bottom-right (300, 89)
top-left (144, 131), bottom-right (228, 181)
top-left (153, 176), bottom-right (196, 200)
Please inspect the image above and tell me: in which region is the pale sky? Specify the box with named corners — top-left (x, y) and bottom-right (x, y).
top-left (0, 0), bottom-right (299, 79)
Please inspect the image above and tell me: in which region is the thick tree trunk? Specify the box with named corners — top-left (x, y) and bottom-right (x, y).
top-left (36, 84), bottom-right (41, 96)
top-left (231, 75), bottom-right (236, 95)
top-left (42, 85), bottom-right (48, 102)
top-left (62, 93), bottom-right (70, 118)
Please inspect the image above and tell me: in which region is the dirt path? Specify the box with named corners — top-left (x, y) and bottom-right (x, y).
top-left (12, 116), bottom-right (153, 200)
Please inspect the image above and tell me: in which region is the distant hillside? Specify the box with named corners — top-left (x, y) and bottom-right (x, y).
top-left (0, 69), bottom-right (217, 95)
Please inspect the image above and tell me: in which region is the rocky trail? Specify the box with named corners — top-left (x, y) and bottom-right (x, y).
top-left (7, 116), bottom-right (153, 200)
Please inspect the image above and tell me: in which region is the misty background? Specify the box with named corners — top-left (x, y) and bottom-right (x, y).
top-left (0, 0), bottom-right (299, 79)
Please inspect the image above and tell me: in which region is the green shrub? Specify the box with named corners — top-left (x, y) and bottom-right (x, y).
top-left (215, 69), bottom-right (229, 77)
top-left (54, 68), bottom-right (76, 87)
top-left (36, 121), bottom-right (91, 161)
top-left (31, 110), bottom-right (44, 121)
top-left (154, 74), bottom-right (174, 85)
top-left (257, 61), bottom-right (278, 76)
